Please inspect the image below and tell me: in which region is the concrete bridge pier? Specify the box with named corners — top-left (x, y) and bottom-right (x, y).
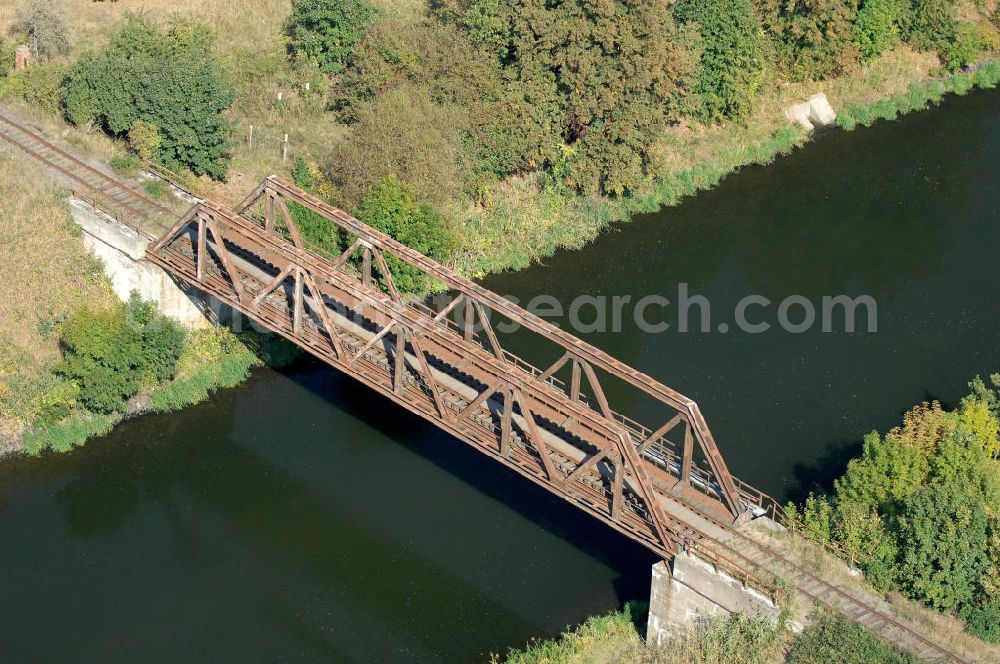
top-left (645, 551), bottom-right (781, 647)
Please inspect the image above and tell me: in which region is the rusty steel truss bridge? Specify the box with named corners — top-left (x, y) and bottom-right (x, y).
top-left (0, 104), bottom-right (968, 661)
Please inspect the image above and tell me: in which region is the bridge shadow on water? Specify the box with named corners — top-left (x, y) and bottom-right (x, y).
top-left (0, 355), bottom-right (655, 662)
top-left (280, 355), bottom-right (659, 593)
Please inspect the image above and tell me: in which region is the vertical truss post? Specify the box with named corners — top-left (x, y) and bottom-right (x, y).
top-left (463, 299), bottom-right (474, 342)
top-left (292, 267), bottom-right (304, 335)
top-left (611, 452), bottom-right (625, 521)
top-left (196, 216), bottom-right (206, 280)
top-left (362, 245), bottom-right (372, 289)
top-left (265, 192), bottom-right (275, 233)
top-left (680, 422), bottom-right (693, 487)
top-left (570, 359), bottom-right (581, 402)
top-left (499, 386), bottom-right (513, 457)
top-left (393, 327), bottom-right (407, 394)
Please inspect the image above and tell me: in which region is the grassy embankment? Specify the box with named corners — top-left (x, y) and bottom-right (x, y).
top-left (0, 154), bottom-right (297, 455)
top-left (493, 604), bottom-right (916, 664)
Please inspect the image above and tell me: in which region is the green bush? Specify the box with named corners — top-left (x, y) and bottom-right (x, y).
top-left (674, 0), bottom-right (768, 123)
top-left (63, 15), bottom-right (233, 179)
top-left (56, 293), bottom-right (184, 414)
top-left (941, 22), bottom-right (985, 72)
top-left (786, 612), bottom-right (917, 663)
top-left (329, 86), bottom-right (470, 210)
top-left (353, 177), bottom-right (455, 293)
top-left (463, 0), bottom-right (700, 196)
top-left (287, 0), bottom-right (377, 74)
top-left (788, 391), bottom-right (1000, 638)
top-left (902, 0), bottom-right (958, 51)
top-left (0, 63), bottom-right (68, 114)
top-left (757, 0), bottom-right (861, 80)
top-left (22, 413), bottom-right (116, 455)
top-left (855, 0), bottom-right (902, 60)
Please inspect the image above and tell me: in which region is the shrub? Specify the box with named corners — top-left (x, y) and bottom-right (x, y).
top-left (328, 86), bottom-right (469, 210)
top-left (0, 62), bottom-right (67, 114)
top-left (786, 612), bottom-right (917, 663)
top-left (56, 293), bottom-right (184, 414)
top-left (353, 177), bottom-right (455, 293)
top-left (757, 0), bottom-right (861, 80)
top-left (127, 119), bottom-right (162, 161)
top-left (22, 413), bottom-right (116, 455)
top-left (941, 22), bottom-right (985, 72)
top-left (855, 0), bottom-right (902, 60)
top-left (674, 0), bottom-right (768, 123)
top-left (12, 0), bottom-right (72, 60)
top-left (902, 0), bottom-right (958, 52)
top-left (463, 0), bottom-right (700, 196)
top-left (63, 15), bottom-right (233, 179)
top-left (287, 0), bottom-right (377, 74)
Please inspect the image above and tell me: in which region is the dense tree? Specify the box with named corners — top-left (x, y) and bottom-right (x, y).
top-left (674, 0), bottom-right (768, 123)
top-left (13, 0), bottom-right (72, 60)
top-left (57, 294), bottom-right (184, 414)
top-left (854, 0), bottom-right (902, 60)
top-left (901, 0), bottom-right (958, 51)
top-left (788, 390), bottom-right (1000, 640)
top-left (353, 177), bottom-right (455, 293)
top-left (462, 0), bottom-right (700, 196)
top-left (757, 0), bottom-right (861, 80)
top-left (63, 15), bottom-right (233, 179)
top-left (287, 0), bottom-right (377, 74)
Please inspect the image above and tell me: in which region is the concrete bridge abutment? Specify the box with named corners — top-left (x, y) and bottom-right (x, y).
top-left (69, 198), bottom-right (217, 328)
top-left (645, 551), bottom-right (781, 647)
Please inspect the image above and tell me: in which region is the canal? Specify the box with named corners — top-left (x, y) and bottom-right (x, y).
top-left (2, 87), bottom-right (1000, 661)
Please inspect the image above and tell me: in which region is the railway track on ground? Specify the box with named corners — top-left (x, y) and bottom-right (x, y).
top-left (0, 109), bottom-right (172, 236)
top-left (664, 491), bottom-right (972, 663)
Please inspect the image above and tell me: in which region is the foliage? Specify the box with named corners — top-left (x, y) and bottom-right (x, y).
top-left (785, 612), bottom-right (917, 663)
top-left (353, 177), bottom-right (455, 293)
top-left (462, 0), bottom-right (700, 196)
top-left (22, 413), bottom-right (116, 455)
top-left (127, 119), bottom-right (162, 161)
top-left (854, 0), bottom-right (902, 60)
top-left (286, 0), bottom-right (377, 74)
top-left (63, 15), bottom-right (233, 179)
top-left (837, 62), bottom-right (1000, 130)
top-left (788, 386), bottom-right (1000, 637)
top-left (0, 62), bottom-right (68, 114)
top-left (757, 0), bottom-right (861, 80)
top-left (56, 293), bottom-right (184, 414)
top-left (674, 0), bottom-right (767, 123)
top-left (12, 0), bottom-right (72, 60)
top-left (901, 0), bottom-right (958, 51)
top-left (940, 22), bottom-right (986, 72)
top-left (328, 86), bottom-right (469, 210)
top-left (289, 157), bottom-right (346, 258)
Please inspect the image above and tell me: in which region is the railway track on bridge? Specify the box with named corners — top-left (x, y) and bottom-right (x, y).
top-left (0, 108), bottom-right (172, 235)
top-left (0, 107), bottom-right (972, 661)
top-left (146, 179), bottom-right (972, 663)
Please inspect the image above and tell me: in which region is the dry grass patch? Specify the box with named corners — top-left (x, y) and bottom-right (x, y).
top-left (0, 153), bottom-right (113, 440)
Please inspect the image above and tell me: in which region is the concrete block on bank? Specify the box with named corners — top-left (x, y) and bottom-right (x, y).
top-left (808, 93), bottom-right (836, 127)
top-left (784, 102), bottom-right (814, 131)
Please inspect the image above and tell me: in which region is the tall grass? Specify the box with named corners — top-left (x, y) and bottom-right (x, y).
top-left (837, 60), bottom-right (1000, 130)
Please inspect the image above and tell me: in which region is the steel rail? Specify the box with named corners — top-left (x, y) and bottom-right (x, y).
top-left (661, 491), bottom-right (969, 664)
top-left (0, 109), bottom-right (171, 218)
